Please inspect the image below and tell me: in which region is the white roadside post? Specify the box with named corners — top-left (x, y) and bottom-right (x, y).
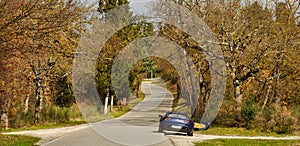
top-left (110, 95), bottom-right (114, 112)
top-left (104, 88), bottom-right (109, 114)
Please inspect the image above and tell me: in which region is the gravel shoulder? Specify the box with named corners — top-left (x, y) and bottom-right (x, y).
top-left (2, 124), bottom-right (89, 145)
top-left (3, 125), bottom-right (300, 146)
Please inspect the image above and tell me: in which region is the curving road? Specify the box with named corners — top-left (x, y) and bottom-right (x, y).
top-left (44, 79), bottom-right (174, 146)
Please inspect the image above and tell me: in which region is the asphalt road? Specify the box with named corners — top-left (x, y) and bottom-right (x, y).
top-left (44, 80), bottom-right (174, 146)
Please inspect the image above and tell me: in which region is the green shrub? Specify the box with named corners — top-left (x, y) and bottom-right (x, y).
top-left (45, 104), bottom-right (82, 123)
top-left (241, 101), bottom-right (258, 129)
top-left (213, 99), bottom-right (297, 134)
top-left (9, 112), bottom-right (35, 128)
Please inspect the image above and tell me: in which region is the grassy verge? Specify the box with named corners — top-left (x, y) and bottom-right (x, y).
top-left (0, 134), bottom-right (40, 146)
top-left (2, 95), bottom-right (145, 133)
top-left (142, 79), bottom-right (153, 83)
top-left (195, 127), bottom-right (299, 137)
top-left (1, 120), bottom-right (87, 133)
top-left (194, 139), bottom-right (300, 146)
top-left (110, 95), bottom-right (145, 118)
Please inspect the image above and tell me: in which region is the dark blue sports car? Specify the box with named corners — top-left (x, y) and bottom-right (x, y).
top-left (158, 111), bottom-right (194, 136)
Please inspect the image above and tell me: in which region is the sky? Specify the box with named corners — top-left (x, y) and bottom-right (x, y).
top-left (82, 0), bottom-right (154, 18)
top-left (83, 0), bottom-right (148, 6)
top-left (81, 0), bottom-right (299, 23)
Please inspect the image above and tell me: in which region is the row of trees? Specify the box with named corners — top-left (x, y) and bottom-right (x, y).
top-left (94, 0), bottom-right (299, 134)
top-left (0, 0), bottom-right (299, 134)
top-left (96, 0), bottom-right (299, 133)
top-left (0, 0), bottom-right (88, 128)
top-left (164, 0), bottom-right (299, 133)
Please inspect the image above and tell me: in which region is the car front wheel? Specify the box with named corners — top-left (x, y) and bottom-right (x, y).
top-left (158, 126), bottom-right (163, 133)
top-left (187, 130), bottom-right (193, 136)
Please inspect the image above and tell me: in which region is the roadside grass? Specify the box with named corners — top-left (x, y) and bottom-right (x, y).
top-left (111, 92), bottom-right (145, 118)
top-left (142, 79), bottom-right (153, 83)
top-left (0, 134), bottom-right (40, 146)
top-left (195, 127), bottom-right (299, 137)
top-left (127, 95), bottom-right (145, 109)
top-left (194, 139), bottom-right (300, 146)
top-left (110, 107), bottom-right (131, 118)
top-left (1, 93), bottom-right (145, 133)
top-left (112, 96), bottom-right (143, 115)
top-left (1, 120), bottom-right (87, 133)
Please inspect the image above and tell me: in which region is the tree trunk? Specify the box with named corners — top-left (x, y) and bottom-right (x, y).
top-left (24, 95), bottom-right (29, 114)
top-left (273, 56), bottom-right (281, 103)
top-left (24, 72), bottom-right (32, 114)
top-left (136, 80), bottom-right (140, 98)
top-left (229, 59), bottom-right (243, 109)
top-left (198, 69), bottom-right (207, 118)
top-left (183, 50), bottom-right (196, 116)
top-left (176, 82), bottom-right (180, 99)
top-left (235, 82), bottom-right (243, 107)
top-left (1, 112), bottom-right (8, 130)
top-left (261, 79), bottom-right (273, 113)
top-left (34, 77), bottom-right (43, 123)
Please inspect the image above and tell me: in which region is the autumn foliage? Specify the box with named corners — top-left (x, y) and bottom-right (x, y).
top-left (0, 0), bottom-right (299, 134)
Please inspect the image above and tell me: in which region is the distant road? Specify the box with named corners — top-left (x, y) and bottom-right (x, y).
top-left (44, 79), bottom-right (174, 146)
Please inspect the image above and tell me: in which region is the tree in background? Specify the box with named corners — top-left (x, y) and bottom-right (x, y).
top-left (143, 58), bottom-right (156, 79)
top-left (29, 57), bottom-right (56, 123)
top-left (96, 0), bottom-right (155, 103)
top-left (98, 0), bottom-right (129, 13)
top-left (53, 74), bottom-right (74, 108)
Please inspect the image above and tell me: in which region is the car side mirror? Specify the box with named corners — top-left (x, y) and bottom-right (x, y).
top-left (158, 115), bottom-right (163, 118)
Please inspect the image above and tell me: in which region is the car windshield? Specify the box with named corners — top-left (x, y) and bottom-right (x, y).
top-left (167, 113), bottom-right (187, 119)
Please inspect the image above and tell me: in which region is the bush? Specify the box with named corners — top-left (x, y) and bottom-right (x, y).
top-left (9, 112), bottom-right (35, 128)
top-left (254, 104), bottom-right (298, 134)
top-left (271, 105), bottom-right (297, 134)
top-left (241, 101), bottom-right (258, 129)
top-left (214, 99), bottom-right (297, 134)
top-left (45, 104), bottom-right (82, 123)
top-left (214, 100), bottom-right (240, 127)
